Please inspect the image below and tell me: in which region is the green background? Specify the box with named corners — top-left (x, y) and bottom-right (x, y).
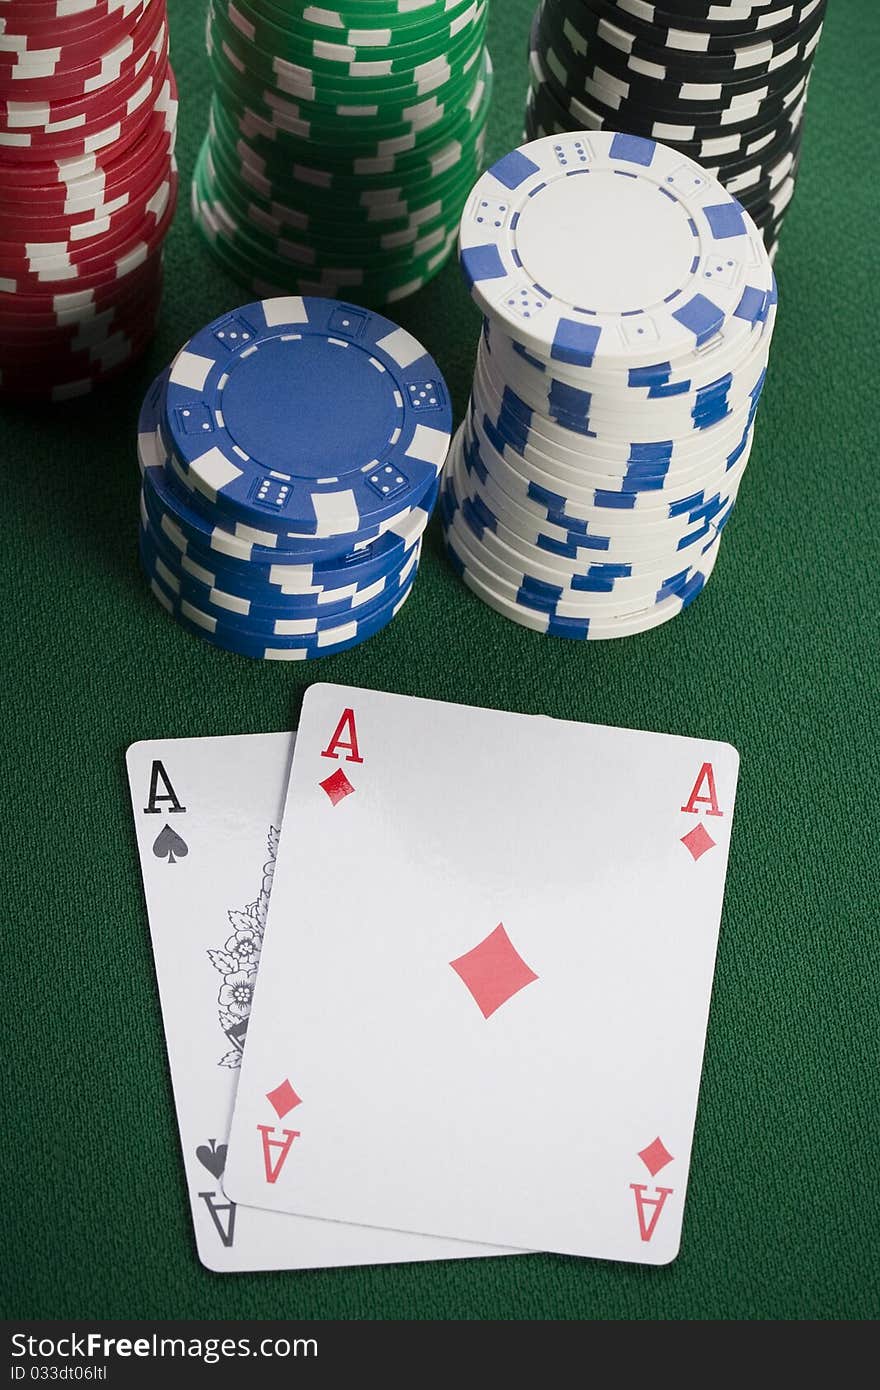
top-left (3, 0), bottom-right (878, 1321)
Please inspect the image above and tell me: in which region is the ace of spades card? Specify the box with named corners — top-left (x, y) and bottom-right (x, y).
top-left (126, 732), bottom-right (510, 1270)
top-left (225, 685), bottom-right (740, 1265)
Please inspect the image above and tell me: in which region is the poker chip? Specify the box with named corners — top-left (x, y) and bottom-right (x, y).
top-left (523, 0), bottom-right (826, 255)
top-left (137, 296), bottom-right (451, 660)
top-left (0, 0), bottom-right (177, 400)
top-left (443, 131), bottom-right (776, 640)
top-left (192, 0), bottom-right (492, 305)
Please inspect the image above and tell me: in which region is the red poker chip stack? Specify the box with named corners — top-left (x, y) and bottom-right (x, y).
top-left (0, 0), bottom-right (178, 401)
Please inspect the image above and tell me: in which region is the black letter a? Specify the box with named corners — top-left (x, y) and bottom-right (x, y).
top-left (198, 1191), bottom-right (236, 1248)
top-left (144, 760), bottom-right (186, 814)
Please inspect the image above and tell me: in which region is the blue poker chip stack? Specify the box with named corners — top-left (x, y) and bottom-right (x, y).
top-left (445, 130), bottom-right (776, 640)
top-left (137, 296), bottom-right (451, 660)
top-left (524, 0), bottom-right (828, 264)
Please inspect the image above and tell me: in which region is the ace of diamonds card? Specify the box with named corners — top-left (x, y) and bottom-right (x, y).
top-left (225, 684), bottom-right (739, 1265)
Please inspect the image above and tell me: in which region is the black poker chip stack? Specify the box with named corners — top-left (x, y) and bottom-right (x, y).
top-left (524, 0), bottom-right (827, 261)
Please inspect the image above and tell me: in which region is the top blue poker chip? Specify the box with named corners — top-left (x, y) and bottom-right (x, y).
top-left (138, 371), bottom-right (438, 584)
top-left (458, 130), bottom-right (775, 372)
top-left (163, 297), bottom-right (452, 538)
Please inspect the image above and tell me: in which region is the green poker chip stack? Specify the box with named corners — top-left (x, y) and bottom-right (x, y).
top-left (193, 0), bottom-right (493, 305)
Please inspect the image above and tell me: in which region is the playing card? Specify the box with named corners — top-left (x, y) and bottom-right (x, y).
top-left (126, 731), bottom-right (509, 1271)
top-left (224, 686), bottom-right (740, 1265)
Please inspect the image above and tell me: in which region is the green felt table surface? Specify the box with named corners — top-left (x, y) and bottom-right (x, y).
top-left (3, 0), bottom-right (878, 1323)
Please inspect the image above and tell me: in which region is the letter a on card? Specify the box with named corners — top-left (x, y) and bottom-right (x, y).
top-left (321, 709), bottom-right (363, 763)
top-left (630, 1185), bottom-right (674, 1242)
top-left (143, 760), bottom-right (186, 814)
top-left (681, 762), bottom-right (723, 817)
top-left (258, 1126), bottom-right (300, 1184)
top-left (198, 1192), bottom-right (237, 1248)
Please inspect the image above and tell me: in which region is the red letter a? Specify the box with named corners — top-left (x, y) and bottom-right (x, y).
top-left (630, 1184), bottom-right (674, 1242)
top-left (680, 761), bottom-right (723, 816)
top-left (257, 1125), bottom-right (300, 1184)
top-left (320, 708), bottom-right (363, 763)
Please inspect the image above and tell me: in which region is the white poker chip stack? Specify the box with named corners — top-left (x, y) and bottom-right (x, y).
top-left (442, 130), bottom-right (776, 640)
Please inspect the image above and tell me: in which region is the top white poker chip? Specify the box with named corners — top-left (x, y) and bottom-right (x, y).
top-left (458, 129), bottom-right (774, 372)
